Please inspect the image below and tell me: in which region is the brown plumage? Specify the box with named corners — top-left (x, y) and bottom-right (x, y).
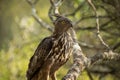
top-left (26, 15), bottom-right (77, 80)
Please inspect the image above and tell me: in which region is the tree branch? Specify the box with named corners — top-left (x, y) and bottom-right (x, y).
top-left (48, 0), bottom-right (64, 21)
top-left (62, 43), bottom-right (88, 80)
top-left (87, 0), bottom-right (110, 50)
top-left (26, 0), bottom-right (53, 32)
top-left (62, 43), bottom-right (120, 80)
top-left (50, 0), bottom-right (64, 14)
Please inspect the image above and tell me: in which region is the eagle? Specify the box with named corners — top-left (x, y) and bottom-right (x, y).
top-left (26, 14), bottom-right (77, 80)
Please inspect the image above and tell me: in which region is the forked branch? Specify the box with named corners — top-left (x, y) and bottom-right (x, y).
top-left (49, 0), bottom-right (64, 21)
top-left (50, 0), bottom-right (64, 14)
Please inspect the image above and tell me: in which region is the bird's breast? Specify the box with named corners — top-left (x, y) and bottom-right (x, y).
top-left (51, 33), bottom-right (73, 64)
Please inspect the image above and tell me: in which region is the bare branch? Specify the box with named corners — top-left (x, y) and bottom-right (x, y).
top-left (62, 43), bottom-right (88, 80)
top-left (50, 0), bottom-right (64, 14)
top-left (87, 0), bottom-right (110, 50)
top-left (63, 43), bottom-right (120, 80)
top-left (48, 6), bottom-right (54, 21)
top-left (48, 0), bottom-right (64, 21)
top-left (26, 0), bottom-right (53, 32)
top-left (89, 51), bottom-right (120, 65)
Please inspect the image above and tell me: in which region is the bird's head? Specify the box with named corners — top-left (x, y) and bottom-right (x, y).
top-left (53, 14), bottom-right (72, 34)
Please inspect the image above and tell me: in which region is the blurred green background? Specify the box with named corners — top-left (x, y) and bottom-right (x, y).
top-left (0, 0), bottom-right (120, 80)
top-left (0, 0), bottom-right (51, 80)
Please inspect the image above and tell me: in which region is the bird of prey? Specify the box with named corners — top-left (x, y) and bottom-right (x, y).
top-left (26, 14), bottom-right (77, 80)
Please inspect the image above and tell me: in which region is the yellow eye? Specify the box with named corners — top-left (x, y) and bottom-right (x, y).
top-left (61, 21), bottom-right (65, 24)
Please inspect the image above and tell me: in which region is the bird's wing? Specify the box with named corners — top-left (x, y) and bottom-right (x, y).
top-left (26, 37), bottom-right (53, 80)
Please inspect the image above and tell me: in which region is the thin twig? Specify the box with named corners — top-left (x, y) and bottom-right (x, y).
top-left (26, 0), bottom-right (53, 32)
top-left (48, 6), bottom-right (54, 21)
top-left (87, 0), bottom-right (110, 50)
